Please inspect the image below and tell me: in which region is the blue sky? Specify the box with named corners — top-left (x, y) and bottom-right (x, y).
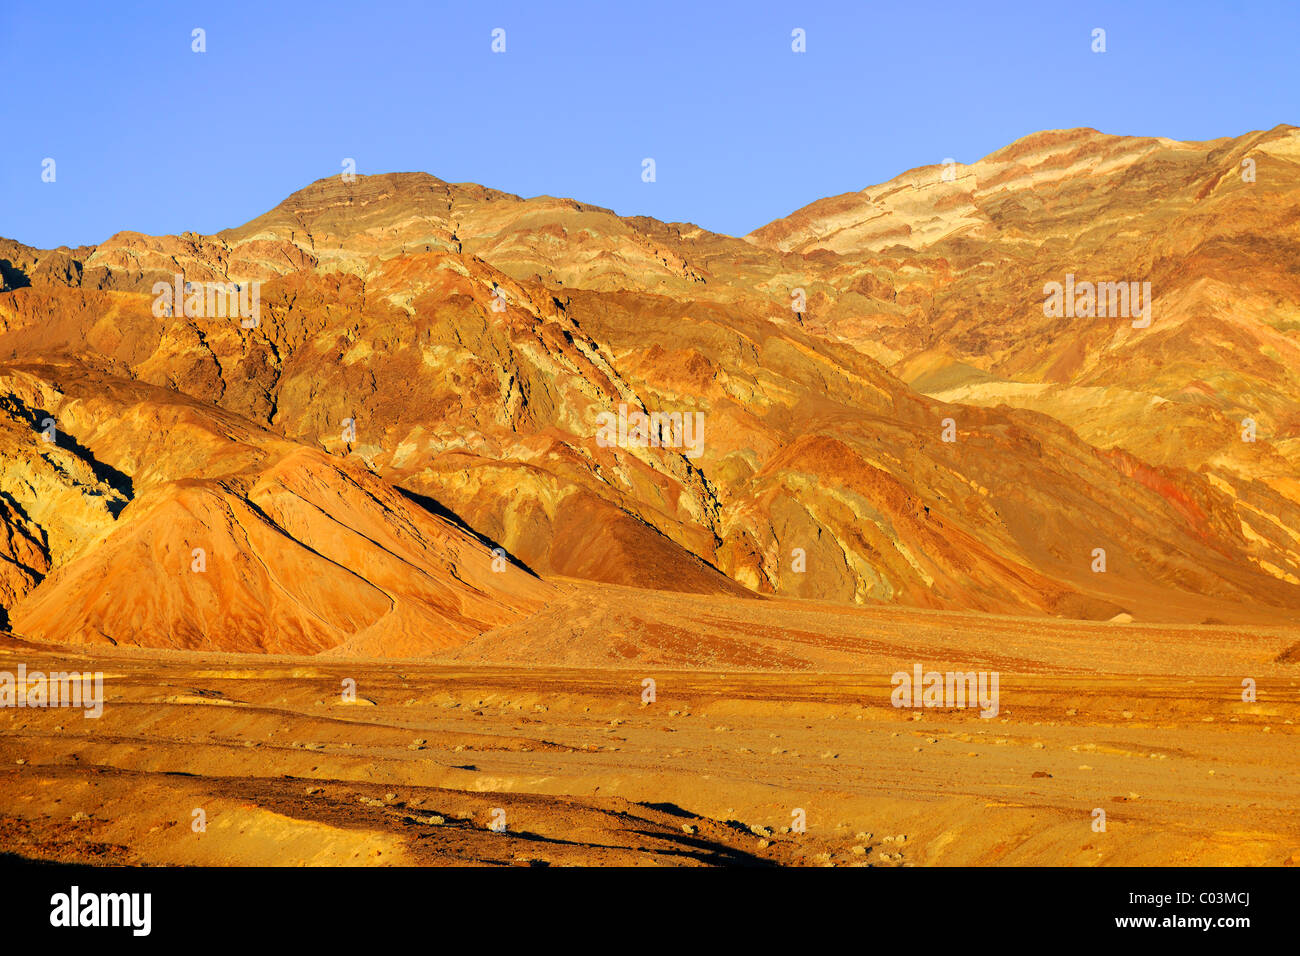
top-left (1, 0), bottom-right (1296, 248)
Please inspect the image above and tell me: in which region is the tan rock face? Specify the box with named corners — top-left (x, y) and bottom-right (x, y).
top-left (1, 125), bottom-right (1298, 652)
top-left (0, 495), bottom-right (48, 618)
top-left (0, 364), bottom-right (549, 653)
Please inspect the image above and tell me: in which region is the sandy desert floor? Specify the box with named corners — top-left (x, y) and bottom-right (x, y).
top-left (1, 582), bottom-right (1296, 867)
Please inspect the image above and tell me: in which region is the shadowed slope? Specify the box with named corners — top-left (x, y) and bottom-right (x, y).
top-left (2, 363), bottom-right (550, 654)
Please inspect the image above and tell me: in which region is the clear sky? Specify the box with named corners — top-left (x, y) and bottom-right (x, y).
top-left (2, 0), bottom-right (1296, 249)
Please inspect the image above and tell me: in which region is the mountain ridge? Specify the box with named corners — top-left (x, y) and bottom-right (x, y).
top-left (2, 123), bottom-right (1299, 653)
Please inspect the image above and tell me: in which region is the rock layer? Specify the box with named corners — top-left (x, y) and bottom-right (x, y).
top-left (2, 125), bottom-right (1299, 651)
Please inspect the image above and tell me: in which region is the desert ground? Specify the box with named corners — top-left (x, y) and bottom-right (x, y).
top-left (2, 579), bottom-right (1295, 867)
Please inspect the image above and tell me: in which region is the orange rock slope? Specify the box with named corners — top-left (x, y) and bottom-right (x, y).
top-left (1, 124), bottom-right (1298, 653)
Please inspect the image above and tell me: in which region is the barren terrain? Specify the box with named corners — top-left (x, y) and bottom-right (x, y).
top-left (2, 582), bottom-right (1295, 866)
top-left (2, 125), bottom-right (1298, 867)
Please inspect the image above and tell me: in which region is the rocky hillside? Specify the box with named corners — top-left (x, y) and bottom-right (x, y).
top-left (2, 125), bottom-right (1298, 651)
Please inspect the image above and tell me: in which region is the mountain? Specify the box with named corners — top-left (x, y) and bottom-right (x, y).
top-left (748, 125), bottom-right (1300, 536)
top-left (1, 124), bottom-right (1298, 653)
top-left (0, 362), bottom-right (548, 652)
